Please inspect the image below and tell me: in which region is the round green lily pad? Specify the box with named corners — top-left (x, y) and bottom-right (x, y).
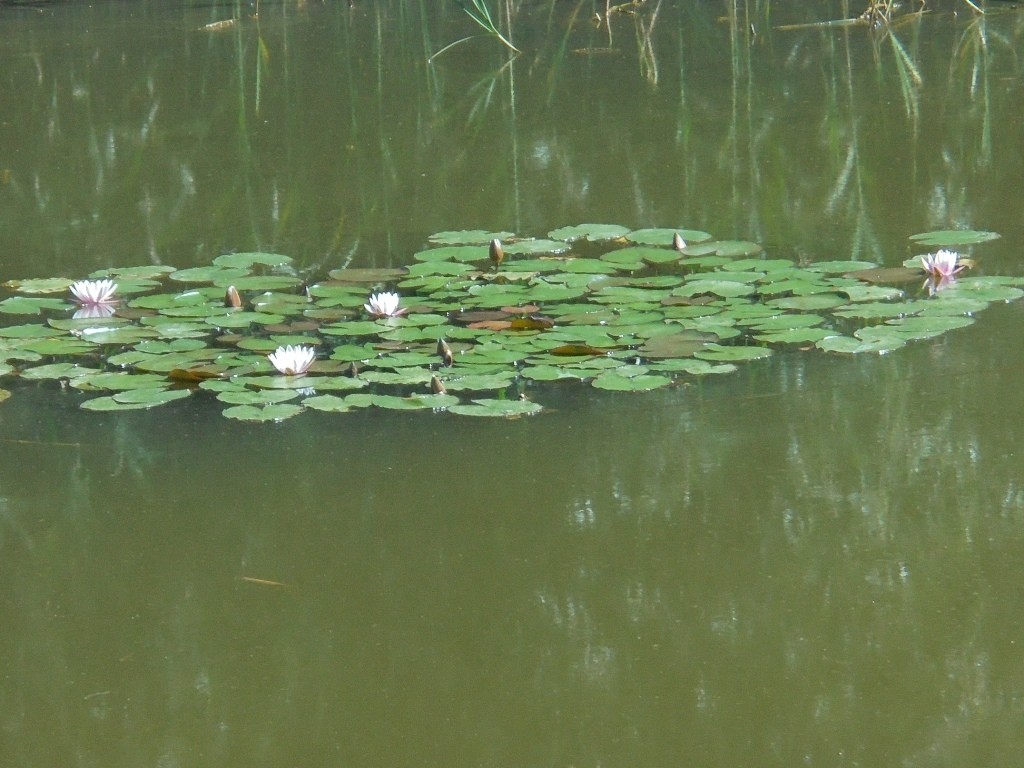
top-left (428, 230), bottom-right (515, 245)
top-left (448, 398), bottom-right (544, 417)
top-left (592, 372), bottom-right (672, 391)
top-left (547, 224), bottom-right (630, 242)
top-left (222, 403), bottom-right (304, 422)
top-left (909, 230), bottom-right (1000, 247)
top-left (213, 252), bottom-right (294, 269)
top-left (626, 228), bottom-right (714, 246)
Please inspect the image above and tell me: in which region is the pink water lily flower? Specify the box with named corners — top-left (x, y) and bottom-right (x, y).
top-left (364, 291), bottom-right (408, 318)
top-left (268, 345), bottom-right (316, 376)
top-left (919, 249), bottom-right (965, 280)
top-left (70, 278), bottom-right (118, 306)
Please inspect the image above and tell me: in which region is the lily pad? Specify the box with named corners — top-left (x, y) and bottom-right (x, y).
top-left (213, 252), bottom-right (294, 269)
top-left (2, 277), bottom-right (73, 294)
top-left (169, 266), bottom-right (250, 283)
top-left (694, 344), bottom-right (773, 362)
top-left (428, 230), bottom-right (515, 245)
top-left (502, 239), bottom-right (571, 256)
top-left (547, 224), bottom-right (630, 242)
top-left (326, 267), bottom-right (406, 283)
top-left (19, 362), bottom-right (103, 380)
top-left (210, 275), bottom-right (302, 291)
top-left (816, 334), bottom-right (906, 354)
top-left (682, 240), bottom-right (763, 258)
top-left (592, 372), bottom-right (672, 391)
top-left (217, 388), bottom-right (301, 405)
top-left (221, 403), bottom-right (304, 422)
top-left (626, 228), bottom-right (714, 246)
top-left (81, 396), bottom-right (164, 412)
top-left (909, 230), bottom-right (1000, 247)
top-left (0, 297), bottom-right (72, 315)
top-left (413, 245), bottom-right (488, 263)
top-left (301, 394), bottom-right (355, 413)
top-left (107, 388), bottom-right (192, 406)
top-left (5, 223), bottom-right (1021, 422)
top-left (448, 398), bottom-right (544, 417)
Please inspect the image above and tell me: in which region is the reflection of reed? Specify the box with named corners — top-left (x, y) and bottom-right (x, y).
top-left (3, 2), bottom-right (1022, 276)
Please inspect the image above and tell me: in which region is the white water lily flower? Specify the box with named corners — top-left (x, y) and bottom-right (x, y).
top-left (268, 344), bottom-right (316, 376)
top-left (364, 291), bottom-right (407, 318)
top-left (70, 278), bottom-right (118, 306)
top-left (920, 249), bottom-right (965, 280)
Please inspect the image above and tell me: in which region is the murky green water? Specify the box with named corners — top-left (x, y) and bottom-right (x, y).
top-left (3, 1), bottom-right (1024, 764)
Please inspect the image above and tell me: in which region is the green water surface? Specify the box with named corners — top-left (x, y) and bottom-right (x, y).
top-left (2, 1), bottom-right (1024, 765)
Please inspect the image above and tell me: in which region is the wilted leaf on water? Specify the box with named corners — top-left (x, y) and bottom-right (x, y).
top-left (837, 284), bottom-right (905, 302)
top-left (167, 367), bottom-right (230, 382)
top-left (509, 316), bottom-right (555, 331)
top-left (845, 266), bottom-right (921, 284)
top-left (639, 332), bottom-right (712, 358)
top-left (549, 344), bottom-right (608, 357)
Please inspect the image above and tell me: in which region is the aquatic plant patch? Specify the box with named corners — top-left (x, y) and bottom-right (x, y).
top-left (0, 227), bottom-right (1015, 420)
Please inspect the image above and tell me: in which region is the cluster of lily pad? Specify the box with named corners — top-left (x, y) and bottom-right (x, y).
top-left (0, 224), bottom-right (1016, 420)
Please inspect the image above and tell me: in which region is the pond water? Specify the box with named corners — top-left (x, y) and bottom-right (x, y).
top-left (3, 1), bottom-right (1024, 765)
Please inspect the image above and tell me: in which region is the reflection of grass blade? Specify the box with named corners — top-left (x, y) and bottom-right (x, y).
top-left (888, 32), bottom-right (921, 120)
top-left (451, 0), bottom-right (519, 53)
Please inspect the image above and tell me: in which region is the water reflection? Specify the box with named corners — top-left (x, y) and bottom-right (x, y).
top-left (2, 2), bottom-right (1023, 278)
top-left (3, 306), bottom-right (1024, 763)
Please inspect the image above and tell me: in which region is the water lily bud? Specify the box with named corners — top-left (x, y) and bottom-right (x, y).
top-left (489, 238), bottom-right (505, 267)
top-left (437, 338), bottom-right (454, 367)
top-left (430, 375), bottom-right (447, 394)
top-left (225, 285), bottom-right (242, 308)
top-left (672, 232), bottom-right (686, 251)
